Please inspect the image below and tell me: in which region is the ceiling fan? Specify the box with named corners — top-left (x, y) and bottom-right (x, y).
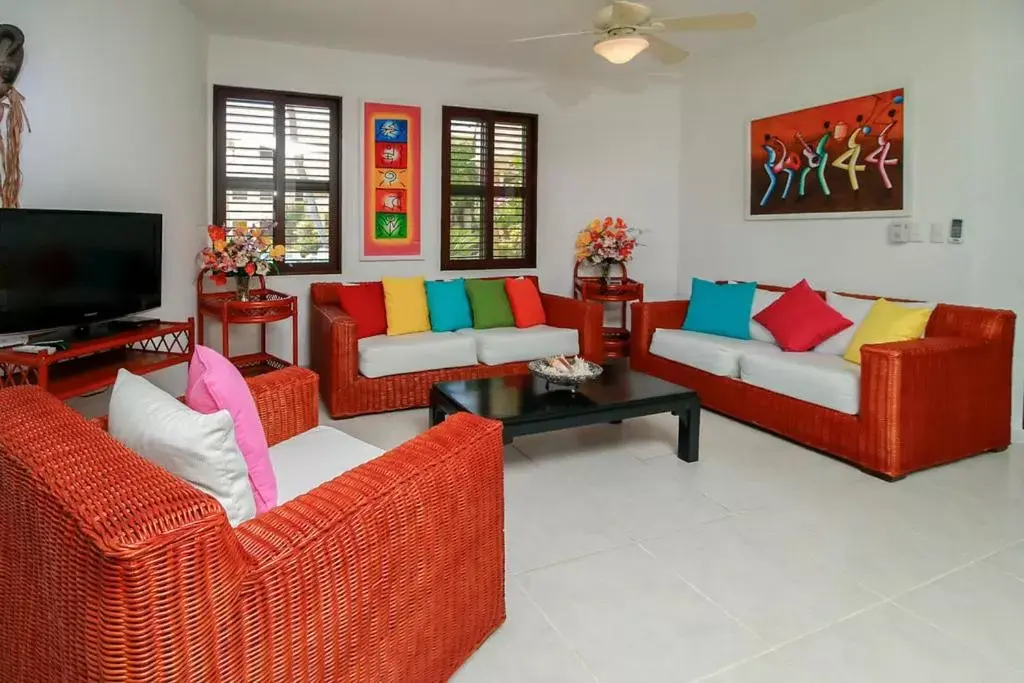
top-left (511, 1), bottom-right (757, 65)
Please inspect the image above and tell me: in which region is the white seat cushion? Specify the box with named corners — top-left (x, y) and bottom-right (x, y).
top-left (740, 347), bottom-right (861, 415)
top-left (649, 329), bottom-right (778, 378)
top-left (269, 426), bottom-right (384, 505)
top-left (358, 331), bottom-right (477, 378)
top-left (456, 325), bottom-right (579, 366)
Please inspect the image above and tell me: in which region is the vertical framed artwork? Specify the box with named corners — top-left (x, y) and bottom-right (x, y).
top-left (746, 88), bottom-right (907, 220)
top-left (361, 102), bottom-right (423, 260)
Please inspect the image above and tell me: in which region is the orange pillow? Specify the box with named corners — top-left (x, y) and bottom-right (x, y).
top-left (504, 278), bottom-right (546, 328)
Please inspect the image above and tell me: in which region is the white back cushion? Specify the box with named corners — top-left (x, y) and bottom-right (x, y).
top-left (813, 293), bottom-right (877, 355)
top-left (750, 289), bottom-right (783, 344)
top-left (109, 369), bottom-right (256, 526)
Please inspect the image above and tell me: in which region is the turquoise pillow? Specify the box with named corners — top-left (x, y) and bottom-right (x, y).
top-left (682, 278), bottom-right (757, 340)
top-left (425, 279), bottom-right (473, 332)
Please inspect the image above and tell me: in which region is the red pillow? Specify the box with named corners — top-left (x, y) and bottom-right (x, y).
top-left (753, 279), bottom-right (853, 352)
top-left (335, 283), bottom-right (387, 339)
top-left (504, 278), bottom-right (546, 328)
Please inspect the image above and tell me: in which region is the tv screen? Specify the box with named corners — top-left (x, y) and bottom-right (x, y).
top-left (0, 209), bottom-right (163, 334)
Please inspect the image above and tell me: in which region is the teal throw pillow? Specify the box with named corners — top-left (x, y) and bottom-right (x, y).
top-left (425, 279), bottom-right (473, 332)
top-left (682, 278), bottom-right (757, 340)
top-left (464, 278), bottom-right (516, 329)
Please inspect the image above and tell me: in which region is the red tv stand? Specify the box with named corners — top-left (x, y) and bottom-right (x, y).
top-left (0, 320), bottom-right (194, 399)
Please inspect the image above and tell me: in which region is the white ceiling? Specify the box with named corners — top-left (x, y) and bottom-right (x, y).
top-left (183, 0), bottom-right (878, 77)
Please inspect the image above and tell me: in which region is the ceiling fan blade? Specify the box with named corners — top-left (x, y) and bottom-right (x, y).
top-left (511, 30), bottom-right (599, 43)
top-left (645, 35), bottom-right (690, 65)
top-left (657, 12), bottom-right (757, 32)
top-left (609, 1), bottom-right (652, 27)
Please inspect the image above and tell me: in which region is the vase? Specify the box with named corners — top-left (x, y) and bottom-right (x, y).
top-left (599, 261), bottom-right (624, 292)
top-left (235, 274), bottom-right (251, 302)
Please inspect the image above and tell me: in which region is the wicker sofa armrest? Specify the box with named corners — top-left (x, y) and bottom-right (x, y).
top-left (309, 303), bottom-right (359, 416)
top-left (541, 293), bottom-right (604, 362)
top-left (630, 300), bottom-right (690, 358)
top-left (232, 413), bottom-right (505, 681)
top-left (860, 336), bottom-right (1011, 478)
top-left (246, 367), bottom-right (319, 447)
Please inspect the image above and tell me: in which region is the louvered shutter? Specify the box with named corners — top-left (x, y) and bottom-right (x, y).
top-left (442, 107), bottom-right (537, 270)
top-left (214, 86), bottom-right (341, 275)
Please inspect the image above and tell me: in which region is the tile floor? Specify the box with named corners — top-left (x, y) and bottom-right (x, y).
top-left (328, 407), bottom-right (1024, 683)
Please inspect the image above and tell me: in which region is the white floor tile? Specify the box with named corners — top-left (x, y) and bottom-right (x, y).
top-left (701, 603), bottom-right (1013, 683)
top-left (896, 561), bottom-right (1024, 670)
top-left (641, 514), bottom-right (883, 645)
top-left (452, 582), bottom-right (598, 683)
top-left (518, 544), bottom-right (764, 683)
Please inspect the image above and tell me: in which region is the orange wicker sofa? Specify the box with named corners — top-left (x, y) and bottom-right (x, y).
top-left (311, 276), bottom-right (604, 418)
top-left (0, 367), bottom-right (506, 682)
top-left (630, 286), bottom-right (1015, 480)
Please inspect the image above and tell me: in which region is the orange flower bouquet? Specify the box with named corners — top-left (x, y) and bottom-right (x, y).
top-left (198, 223), bottom-right (286, 299)
top-left (575, 216), bottom-right (639, 270)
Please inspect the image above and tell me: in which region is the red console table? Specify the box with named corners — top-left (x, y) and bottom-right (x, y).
top-left (197, 272), bottom-right (298, 377)
top-left (573, 262), bottom-right (644, 359)
top-left (0, 320), bottom-right (194, 399)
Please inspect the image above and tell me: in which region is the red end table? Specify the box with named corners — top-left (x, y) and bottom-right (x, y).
top-left (573, 262), bottom-right (645, 359)
top-left (197, 272), bottom-right (298, 377)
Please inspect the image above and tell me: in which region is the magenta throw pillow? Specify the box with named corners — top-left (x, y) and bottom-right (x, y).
top-left (753, 279), bottom-right (853, 352)
top-left (186, 345), bottom-right (276, 513)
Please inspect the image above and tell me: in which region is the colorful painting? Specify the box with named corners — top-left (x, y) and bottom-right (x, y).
top-left (362, 102), bottom-right (422, 259)
top-left (748, 88), bottom-right (906, 219)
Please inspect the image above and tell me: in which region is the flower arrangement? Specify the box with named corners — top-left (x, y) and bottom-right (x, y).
top-left (575, 216), bottom-right (639, 266)
top-left (199, 223), bottom-right (286, 287)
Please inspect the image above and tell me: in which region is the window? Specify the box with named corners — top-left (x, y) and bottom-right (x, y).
top-left (213, 86), bottom-right (341, 275)
top-left (441, 106), bottom-right (538, 270)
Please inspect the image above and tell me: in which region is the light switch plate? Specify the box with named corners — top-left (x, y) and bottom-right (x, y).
top-left (888, 220), bottom-right (909, 244)
top-left (931, 222), bottom-right (947, 243)
top-left (908, 221), bottom-right (925, 242)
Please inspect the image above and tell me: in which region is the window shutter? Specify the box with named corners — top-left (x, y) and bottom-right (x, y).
top-left (213, 86), bottom-right (341, 275)
top-left (441, 107), bottom-right (537, 271)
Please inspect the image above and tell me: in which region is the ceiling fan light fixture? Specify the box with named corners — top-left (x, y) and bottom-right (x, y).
top-left (593, 35), bottom-right (650, 64)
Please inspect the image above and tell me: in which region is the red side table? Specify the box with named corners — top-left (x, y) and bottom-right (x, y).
top-left (573, 262), bottom-right (645, 359)
top-left (197, 272), bottom-right (298, 377)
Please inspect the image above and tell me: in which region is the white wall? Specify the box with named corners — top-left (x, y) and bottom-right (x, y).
top-left (675, 0), bottom-right (1024, 434)
top-left (207, 36), bottom-right (681, 364)
top-left (5, 0), bottom-right (208, 403)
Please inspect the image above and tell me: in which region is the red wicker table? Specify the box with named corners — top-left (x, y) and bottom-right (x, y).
top-left (197, 273), bottom-right (298, 377)
top-left (573, 263), bottom-right (645, 359)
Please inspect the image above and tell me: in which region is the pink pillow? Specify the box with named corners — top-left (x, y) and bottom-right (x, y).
top-left (185, 345), bottom-right (276, 513)
top-left (753, 279), bottom-right (853, 352)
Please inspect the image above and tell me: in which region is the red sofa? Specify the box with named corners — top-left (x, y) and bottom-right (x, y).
top-left (311, 276), bottom-right (604, 418)
top-left (630, 286), bottom-right (1015, 480)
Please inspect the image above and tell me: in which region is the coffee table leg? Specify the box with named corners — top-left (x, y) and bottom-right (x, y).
top-left (429, 389), bottom-right (448, 427)
top-left (677, 400), bottom-right (700, 462)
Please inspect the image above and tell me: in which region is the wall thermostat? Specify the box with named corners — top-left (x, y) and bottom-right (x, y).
top-left (949, 218), bottom-right (964, 244)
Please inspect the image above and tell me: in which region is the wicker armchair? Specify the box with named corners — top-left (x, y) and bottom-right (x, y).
top-left (0, 367), bottom-right (505, 681)
top-left (310, 277), bottom-right (605, 418)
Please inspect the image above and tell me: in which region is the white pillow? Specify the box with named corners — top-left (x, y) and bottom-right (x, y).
top-left (750, 289), bottom-right (783, 344)
top-left (108, 369), bottom-right (256, 526)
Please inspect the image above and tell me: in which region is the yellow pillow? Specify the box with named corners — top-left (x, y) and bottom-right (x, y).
top-left (843, 298), bottom-right (933, 364)
top-left (382, 276), bottom-right (431, 336)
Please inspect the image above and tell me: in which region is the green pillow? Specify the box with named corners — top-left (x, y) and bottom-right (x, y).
top-left (465, 278), bottom-right (516, 329)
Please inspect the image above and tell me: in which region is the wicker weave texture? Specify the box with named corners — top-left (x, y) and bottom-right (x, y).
top-left (310, 282), bottom-right (604, 418)
top-left (630, 299), bottom-right (1015, 479)
top-left (0, 379), bottom-right (505, 681)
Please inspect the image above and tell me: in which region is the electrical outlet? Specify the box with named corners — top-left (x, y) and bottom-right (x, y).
top-left (931, 222), bottom-right (947, 243)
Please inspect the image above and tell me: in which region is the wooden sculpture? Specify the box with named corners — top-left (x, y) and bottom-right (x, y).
top-left (0, 24), bottom-right (27, 208)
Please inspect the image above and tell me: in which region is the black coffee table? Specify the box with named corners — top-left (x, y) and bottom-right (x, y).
top-left (429, 363), bottom-right (701, 462)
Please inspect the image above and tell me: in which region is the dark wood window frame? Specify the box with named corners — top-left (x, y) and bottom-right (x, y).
top-left (441, 106), bottom-right (538, 271)
top-left (213, 85), bottom-right (342, 276)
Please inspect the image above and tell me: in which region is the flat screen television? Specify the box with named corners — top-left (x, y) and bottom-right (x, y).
top-left (0, 209), bottom-right (163, 334)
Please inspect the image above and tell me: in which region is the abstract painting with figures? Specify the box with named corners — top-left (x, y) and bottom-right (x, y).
top-left (748, 88), bottom-right (906, 219)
